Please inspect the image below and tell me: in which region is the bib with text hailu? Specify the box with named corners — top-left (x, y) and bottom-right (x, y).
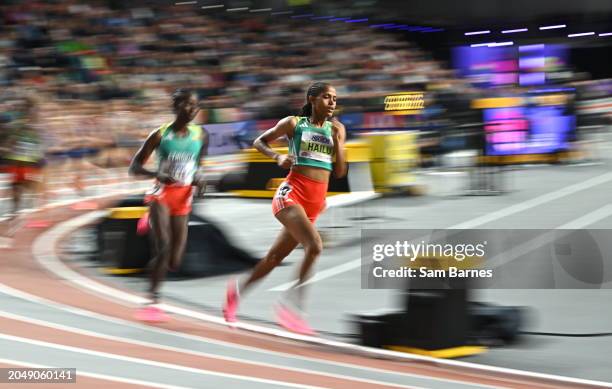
top-left (299, 130), bottom-right (333, 163)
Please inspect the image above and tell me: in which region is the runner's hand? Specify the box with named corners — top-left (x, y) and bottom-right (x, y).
top-left (276, 154), bottom-right (295, 169)
top-left (332, 121), bottom-right (345, 144)
top-left (156, 172), bottom-right (176, 185)
top-left (194, 174), bottom-right (206, 198)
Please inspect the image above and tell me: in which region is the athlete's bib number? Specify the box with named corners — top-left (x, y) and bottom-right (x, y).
top-left (164, 160), bottom-right (196, 185)
top-left (15, 140), bottom-right (43, 160)
top-left (278, 182), bottom-right (292, 198)
top-left (299, 131), bottom-right (333, 163)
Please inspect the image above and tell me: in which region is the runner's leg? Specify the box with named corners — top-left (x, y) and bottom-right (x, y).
top-left (148, 201), bottom-right (172, 303)
top-left (169, 214), bottom-right (189, 272)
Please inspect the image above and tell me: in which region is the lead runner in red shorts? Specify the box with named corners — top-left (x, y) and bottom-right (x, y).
top-left (272, 170), bottom-right (328, 223)
top-left (223, 82), bottom-right (348, 335)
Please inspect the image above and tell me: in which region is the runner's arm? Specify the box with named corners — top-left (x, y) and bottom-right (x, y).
top-left (128, 129), bottom-right (161, 179)
top-left (331, 119), bottom-right (347, 178)
top-left (198, 128), bottom-right (209, 165)
top-left (193, 129), bottom-right (209, 196)
top-left (253, 116), bottom-right (297, 169)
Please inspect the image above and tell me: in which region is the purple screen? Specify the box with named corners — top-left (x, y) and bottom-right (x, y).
top-left (453, 44), bottom-right (568, 88)
top-left (484, 106), bottom-right (574, 155)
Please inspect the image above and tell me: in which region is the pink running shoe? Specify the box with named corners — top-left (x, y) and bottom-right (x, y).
top-left (136, 212), bottom-right (150, 236)
top-left (275, 303), bottom-right (317, 336)
top-left (134, 305), bottom-right (170, 323)
top-left (222, 280), bottom-right (239, 323)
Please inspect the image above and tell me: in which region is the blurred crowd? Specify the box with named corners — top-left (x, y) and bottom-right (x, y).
top-left (1, 0), bottom-right (610, 169)
top-left (0, 0), bottom-right (456, 160)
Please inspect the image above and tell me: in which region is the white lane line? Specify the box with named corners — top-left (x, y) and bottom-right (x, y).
top-left (0, 310), bottom-right (422, 389)
top-left (451, 171), bottom-right (612, 229)
top-left (0, 357), bottom-right (194, 389)
top-left (0, 284), bottom-right (489, 389)
top-left (0, 333), bottom-right (322, 389)
top-left (269, 171), bottom-right (612, 291)
top-left (558, 203), bottom-right (612, 229)
top-left (486, 204), bottom-right (612, 270)
top-left (0, 185), bottom-right (147, 223)
top-left (28, 214), bottom-right (612, 389)
top-left (269, 259), bottom-right (362, 292)
top-left (33, 211), bottom-right (144, 306)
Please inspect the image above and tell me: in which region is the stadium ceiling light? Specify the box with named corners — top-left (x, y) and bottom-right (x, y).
top-left (539, 24), bottom-right (566, 30)
top-left (249, 8), bottom-right (272, 12)
top-left (227, 7), bottom-right (248, 11)
top-left (502, 28), bottom-right (528, 34)
top-left (465, 30), bottom-right (490, 36)
top-left (271, 10), bottom-right (293, 15)
top-left (599, 32), bottom-right (612, 37)
top-left (175, 1), bottom-right (197, 5)
top-left (201, 4), bottom-right (223, 9)
top-left (311, 15), bottom-right (335, 20)
top-left (470, 43), bottom-right (491, 47)
top-left (568, 32), bottom-right (595, 37)
top-left (291, 13), bottom-right (314, 18)
top-left (329, 17), bottom-right (350, 21)
top-left (345, 18), bottom-right (368, 23)
top-left (488, 41), bottom-right (513, 47)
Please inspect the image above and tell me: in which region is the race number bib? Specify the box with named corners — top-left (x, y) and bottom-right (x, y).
top-left (299, 131), bottom-right (333, 163)
top-left (15, 140), bottom-right (43, 160)
top-left (161, 159), bottom-right (197, 185)
top-left (277, 182), bottom-right (292, 198)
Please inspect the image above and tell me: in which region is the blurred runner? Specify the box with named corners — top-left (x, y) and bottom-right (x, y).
top-left (0, 95), bottom-right (47, 239)
top-left (223, 82), bottom-right (347, 335)
top-left (0, 113), bottom-right (12, 248)
top-left (129, 89), bottom-right (208, 322)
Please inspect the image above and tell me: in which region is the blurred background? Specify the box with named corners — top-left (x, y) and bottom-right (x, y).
top-left (0, 0), bottom-right (608, 209)
top-left (0, 0), bottom-right (610, 202)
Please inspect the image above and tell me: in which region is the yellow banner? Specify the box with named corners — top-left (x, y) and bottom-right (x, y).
top-left (384, 92), bottom-right (424, 113)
